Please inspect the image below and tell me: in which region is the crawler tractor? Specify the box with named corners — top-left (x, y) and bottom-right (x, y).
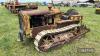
top-left (5, 0), bottom-right (38, 14)
top-left (18, 7), bottom-right (89, 52)
top-left (5, 0), bottom-right (27, 13)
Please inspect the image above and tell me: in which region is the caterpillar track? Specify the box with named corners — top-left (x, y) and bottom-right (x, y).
top-left (34, 24), bottom-right (89, 52)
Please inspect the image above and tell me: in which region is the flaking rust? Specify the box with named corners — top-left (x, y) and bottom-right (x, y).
top-left (18, 4), bottom-right (90, 52)
top-left (5, 0), bottom-right (38, 14)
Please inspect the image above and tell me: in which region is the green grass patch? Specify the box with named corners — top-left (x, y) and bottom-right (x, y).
top-left (0, 6), bottom-right (100, 56)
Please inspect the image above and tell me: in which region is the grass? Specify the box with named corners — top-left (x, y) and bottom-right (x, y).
top-left (0, 5), bottom-right (100, 56)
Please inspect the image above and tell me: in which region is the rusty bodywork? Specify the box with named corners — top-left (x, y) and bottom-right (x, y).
top-left (18, 7), bottom-right (89, 52)
top-left (5, 0), bottom-right (38, 14)
top-left (8, 4), bottom-right (27, 13)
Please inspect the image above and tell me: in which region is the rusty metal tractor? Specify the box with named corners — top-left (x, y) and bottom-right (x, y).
top-left (18, 6), bottom-right (89, 52)
top-left (5, 0), bottom-right (38, 14)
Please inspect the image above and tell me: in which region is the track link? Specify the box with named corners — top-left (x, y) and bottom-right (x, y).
top-left (34, 24), bottom-right (89, 52)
